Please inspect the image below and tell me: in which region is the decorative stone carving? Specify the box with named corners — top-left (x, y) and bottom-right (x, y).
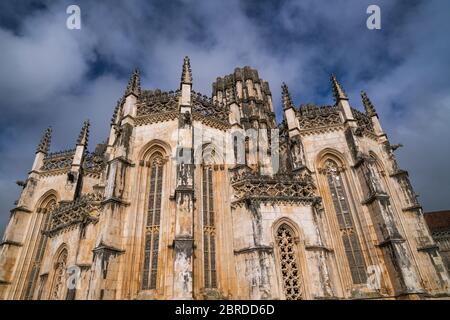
top-left (231, 171), bottom-right (317, 206)
top-left (297, 105), bottom-right (342, 131)
top-left (192, 91), bottom-right (230, 128)
top-left (137, 90), bottom-right (179, 116)
top-left (83, 151), bottom-right (106, 176)
top-left (289, 135), bottom-right (305, 170)
top-left (46, 193), bottom-right (103, 236)
top-left (180, 110), bottom-right (192, 128)
top-left (353, 109), bottom-right (375, 135)
top-left (276, 224), bottom-right (303, 300)
top-left (41, 150), bottom-right (75, 172)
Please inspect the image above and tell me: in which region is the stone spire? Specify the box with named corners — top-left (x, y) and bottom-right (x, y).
top-left (36, 127), bottom-right (52, 154)
top-left (181, 56), bottom-right (192, 85)
top-left (331, 74), bottom-right (348, 102)
top-left (282, 82), bottom-right (294, 110)
top-left (124, 69), bottom-right (141, 97)
top-left (361, 91), bottom-right (377, 117)
top-left (111, 99), bottom-right (123, 126)
top-left (77, 120), bottom-right (90, 147)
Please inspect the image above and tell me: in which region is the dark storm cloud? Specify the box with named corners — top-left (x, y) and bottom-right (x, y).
top-left (0, 0), bottom-right (449, 233)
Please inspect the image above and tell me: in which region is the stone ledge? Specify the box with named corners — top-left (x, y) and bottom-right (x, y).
top-left (390, 169), bottom-right (409, 178)
top-left (10, 206), bottom-right (32, 214)
top-left (402, 204), bottom-right (422, 212)
top-left (107, 156), bottom-right (135, 167)
top-left (361, 192), bottom-right (389, 205)
top-left (0, 240), bottom-right (23, 247)
top-left (93, 242), bottom-right (125, 255)
top-left (101, 197), bottom-right (130, 206)
top-left (234, 245), bottom-right (273, 255)
top-left (305, 245), bottom-right (333, 252)
top-left (376, 237), bottom-right (406, 247)
top-left (417, 244), bottom-right (439, 252)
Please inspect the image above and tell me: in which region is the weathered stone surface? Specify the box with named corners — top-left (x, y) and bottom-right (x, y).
top-left (0, 61), bottom-right (448, 300)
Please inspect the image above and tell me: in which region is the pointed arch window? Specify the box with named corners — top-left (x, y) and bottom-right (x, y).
top-left (324, 160), bottom-right (367, 284)
top-left (141, 154), bottom-right (164, 290)
top-left (202, 166), bottom-right (217, 288)
top-left (50, 248), bottom-right (68, 300)
top-left (275, 223), bottom-right (303, 300)
top-left (24, 197), bottom-right (56, 300)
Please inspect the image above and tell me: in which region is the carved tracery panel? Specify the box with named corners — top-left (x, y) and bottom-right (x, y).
top-left (50, 248), bottom-right (68, 300)
top-left (275, 224), bottom-right (303, 300)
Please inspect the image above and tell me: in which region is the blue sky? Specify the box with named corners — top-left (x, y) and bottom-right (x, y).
top-left (0, 0), bottom-right (449, 233)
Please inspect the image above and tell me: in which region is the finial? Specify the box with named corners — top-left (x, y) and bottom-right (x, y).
top-left (124, 69), bottom-right (141, 97)
top-left (181, 56), bottom-right (192, 85)
top-left (331, 74), bottom-right (348, 102)
top-left (77, 120), bottom-right (90, 146)
top-left (36, 127), bottom-right (52, 154)
top-left (282, 82), bottom-right (294, 110)
top-left (361, 91), bottom-right (377, 117)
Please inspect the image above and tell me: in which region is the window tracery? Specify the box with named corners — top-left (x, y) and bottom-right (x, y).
top-left (275, 224), bottom-right (303, 300)
top-left (50, 248), bottom-right (68, 300)
top-left (202, 166), bottom-right (217, 288)
top-left (141, 153), bottom-right (164, 290)
top-left (324, 159), bottom-right (367, 284)
top-left (24, 197), bottom-right (56, 300)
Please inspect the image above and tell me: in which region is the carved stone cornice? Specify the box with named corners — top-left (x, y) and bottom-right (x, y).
top-left (299, 125), bottom-right (344, 136)
top-left (192, 112), bottom-right (230, 131)
top-left (135, 111), bottom-right (179, 127)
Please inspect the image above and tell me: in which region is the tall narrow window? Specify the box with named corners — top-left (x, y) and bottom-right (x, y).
top-left (202, 166), bottom-right (217, 288)
top-left (50, 248), bottom-right (68, 300)
top-left (24, 198), bottom-right (56, 300)
top-left (142, 154), bottom-right (164, 290)
top-left (275, 224), bottom-right (302, 300)
top-left (324, 160), bottom-right (367, 284)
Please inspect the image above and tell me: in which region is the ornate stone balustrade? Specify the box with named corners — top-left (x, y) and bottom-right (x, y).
top-left (46, 193), bottom-right (103, 236)
top-left (41, 149), bottom-right (75, 172)
top-left (231, 171), bottom-right (318, 207)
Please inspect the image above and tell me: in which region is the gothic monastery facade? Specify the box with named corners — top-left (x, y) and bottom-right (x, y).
top-left (0, 57), bottom-right (449, 300)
